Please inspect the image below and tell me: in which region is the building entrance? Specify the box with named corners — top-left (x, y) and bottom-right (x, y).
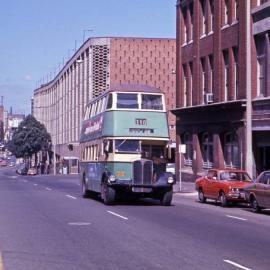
top-left (258, 146), bottom-right (270, 174)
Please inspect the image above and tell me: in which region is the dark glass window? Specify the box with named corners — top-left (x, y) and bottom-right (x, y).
top-left (141, 94), bottom-right (163, 110)
top-left (106, 94), bottom-right (113, 109)
top-left (116, 93), bottom-right (138, 109)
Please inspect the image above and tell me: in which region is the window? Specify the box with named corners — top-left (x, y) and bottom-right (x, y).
top-left (115, 140), bottom-right (140, 153)
top-left (224, 133), bottom-right (239, 168)
top-left (200, 0), bottom-right (206, 36)
top-left (202, 133), bottom-right (213, 169)
top-left (234, 0), bottom-right (239, 22)
top-left (256, 35), bottom-right (266, 97)
top-left (201, 58), bottom-right (206, 103)
top-left (209, 0), bottom-right (214, 32)
top-left (183, 8), bottom-right (188, 44)
top-left (224, 0), bottom-right (229, 25)
top-left (141, 94), bottom-right (163, 110)
top-left (182, 133), bottom-right (193, 166)
top-left (223, 50), bottom-right (229, 101)
top-left (209, 55), bottom-right (214, 93)
top-left (190, 3), bottom-right (194, 41)
top-left (117, 93), bottom-right (138, 109)
top-left (106, 94), bottom-right (113, 109)
top-left (189, 62), bottom-right (193, 106)
top-left (183, 64), bottom-right (188, 107)
top-left (233, 47), bottom-right (239, 99)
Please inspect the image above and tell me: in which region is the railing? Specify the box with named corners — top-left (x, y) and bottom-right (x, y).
top-left (202, 161), bottom-right (213, 169)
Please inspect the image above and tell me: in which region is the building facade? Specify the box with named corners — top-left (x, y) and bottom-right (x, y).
top-left (174, 0), bottom-right (270, 181)
top-left (33, 37), bottom-right (176, 162)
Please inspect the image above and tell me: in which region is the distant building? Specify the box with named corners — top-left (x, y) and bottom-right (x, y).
top-left (173, 0), bottom-right (270, 181)
top-left (33, 37), bottom-right (176, 161)
top-left (4, 113), bottom-right (25, 141)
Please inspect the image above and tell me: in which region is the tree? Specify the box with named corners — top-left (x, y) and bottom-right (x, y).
top-left (7, 115), bottom-right (51, 163)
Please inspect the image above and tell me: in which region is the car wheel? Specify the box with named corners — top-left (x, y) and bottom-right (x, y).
top-left (220, 192), bottom-right (228, 207)
top-left (198, 189), bottom-right (206, 203)
top-left (160, 190), bottom-right (173, 206)
top-left (251, 197), bottom-right (261, 213)
top-left (101, 183), bottom-right (116, 205)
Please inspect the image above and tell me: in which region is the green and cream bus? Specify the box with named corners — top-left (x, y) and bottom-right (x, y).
top-left (80, 84), bottom-right (174, 205)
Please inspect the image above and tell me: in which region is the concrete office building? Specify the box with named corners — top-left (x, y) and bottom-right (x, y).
top-left (173, 0), bottom-right (270, 181)
top-left (33, 37), bottom-right (176, 168)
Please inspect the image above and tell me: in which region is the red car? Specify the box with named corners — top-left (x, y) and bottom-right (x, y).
top-left (195, 169), bottom-right (252, 207)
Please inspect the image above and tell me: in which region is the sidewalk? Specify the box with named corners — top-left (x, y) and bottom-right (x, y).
top-left (173, 181), bottom-right (196, 193)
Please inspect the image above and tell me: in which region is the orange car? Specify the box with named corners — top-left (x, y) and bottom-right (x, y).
top-left (195, 169), bottom-right (252, 207)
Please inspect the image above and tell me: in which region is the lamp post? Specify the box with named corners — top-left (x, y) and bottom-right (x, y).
top-left (245, 1), bottom-right (253, 177)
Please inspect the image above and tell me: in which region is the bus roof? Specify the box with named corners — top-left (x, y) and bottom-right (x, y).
top-left (87, 84), bottom-right (163, 105)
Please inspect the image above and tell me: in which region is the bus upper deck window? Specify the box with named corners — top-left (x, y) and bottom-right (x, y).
top-left (117, 93), bottom-right (138, 109)
top-left (142, 94), bottom-right (163, 110)
top-left (106, 94), bottom-right (113, 110)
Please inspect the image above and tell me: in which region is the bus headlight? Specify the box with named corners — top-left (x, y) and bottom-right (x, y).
top-left (167, 176), bottom-right (174, 184)
top-left (108, 175), bottom-right (116, 183)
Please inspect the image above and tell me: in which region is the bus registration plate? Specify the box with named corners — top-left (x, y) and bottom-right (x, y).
top-left (132, 187), bottom-right (152, 193)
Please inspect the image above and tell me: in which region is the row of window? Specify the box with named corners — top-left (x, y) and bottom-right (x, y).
top-left (182, 46), bottom-right (239, 106)
top-left (84, 93), bottom-right (164, 119)
top-left (82, 145), bottom-right (100, 162)
top-left (182, 132), bottom-right (239, 169)
top-left (182, 0), bottom-right (239, 45)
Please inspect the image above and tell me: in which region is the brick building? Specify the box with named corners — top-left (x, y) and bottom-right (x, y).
top-left (173, 0), bottom-right (270, 181)
top-left (33, 37), bottom-right (176, 163)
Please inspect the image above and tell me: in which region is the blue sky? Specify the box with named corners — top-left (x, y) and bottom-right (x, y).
top-left (0, 0), bottom-right (176, 114)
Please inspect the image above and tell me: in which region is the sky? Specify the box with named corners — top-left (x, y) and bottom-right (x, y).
top-left (0, 0), bottom-right (176, 115)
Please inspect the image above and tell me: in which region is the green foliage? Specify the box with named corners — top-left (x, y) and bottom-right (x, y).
top-left (7, 115), bottom-right (51, 158)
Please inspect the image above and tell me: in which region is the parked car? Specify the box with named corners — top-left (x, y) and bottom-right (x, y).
top-left (195, 168), bottom-right (253, 207)
top-left (244, 170), bottom-right (270, 213)
top-left (27, 167), bottom-right (37, 176)
top-left (16, 164), bottom-right (29, 175)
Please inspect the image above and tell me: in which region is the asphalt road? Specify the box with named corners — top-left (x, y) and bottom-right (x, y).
top-left (0, 167), bottom-right (269, 270)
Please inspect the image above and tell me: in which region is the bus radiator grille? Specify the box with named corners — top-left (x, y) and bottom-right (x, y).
top-left (133, 160), bottom-right (153, 185)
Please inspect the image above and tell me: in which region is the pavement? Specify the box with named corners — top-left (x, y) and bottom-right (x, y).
top-left (173, 181), bottom-right (196, 193)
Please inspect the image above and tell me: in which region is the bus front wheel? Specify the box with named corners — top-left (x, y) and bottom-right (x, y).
top-left (160, 190), bottom-right (173, 206)
top-left (101, 183), bottom-right (116, 205)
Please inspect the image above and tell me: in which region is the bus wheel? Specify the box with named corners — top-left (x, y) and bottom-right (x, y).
top-left (101, 183), bottom-right (116, 205)
top-left (160, 190), bottom-right (173, 206)
top-left (82, 180), bottom-right (90, 198)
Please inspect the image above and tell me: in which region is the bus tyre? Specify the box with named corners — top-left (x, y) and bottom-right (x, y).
top-left (161, 190), bottom-right (173, 206)
top-left (102, 184), bottom-right (116, 205)
top-left (82, 180), bottom-right (90, 198)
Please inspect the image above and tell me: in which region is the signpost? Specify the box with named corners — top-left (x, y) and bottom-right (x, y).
top-left (179, 144), bottom-right (186, 191)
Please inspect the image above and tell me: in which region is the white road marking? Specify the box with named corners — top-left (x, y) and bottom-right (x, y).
top-left (11, 176), bottom-right (17, 179)
top-left (224, 259), bottom-right (252, 270)
top-left (107, 210), bottom-right (128, 220)
top-left (226, 215), bottom-right (247, 221)
top-left (34, 184), bottom-right (38, 186)
top-left (22, 179), bottom-right (28, 182)
top-left (66, 195), bottom-right (77, 200)
top-left (68, 222), bottom-right (91, 226)
top-left (46, 187), bottom-right (52, 191)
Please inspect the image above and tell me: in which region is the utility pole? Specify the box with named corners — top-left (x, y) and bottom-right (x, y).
top-left (245, 1), bottom-right (253, 177)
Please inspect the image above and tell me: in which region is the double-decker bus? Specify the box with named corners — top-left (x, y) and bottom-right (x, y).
top-left (79, 84), bottom-right (174, 205)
